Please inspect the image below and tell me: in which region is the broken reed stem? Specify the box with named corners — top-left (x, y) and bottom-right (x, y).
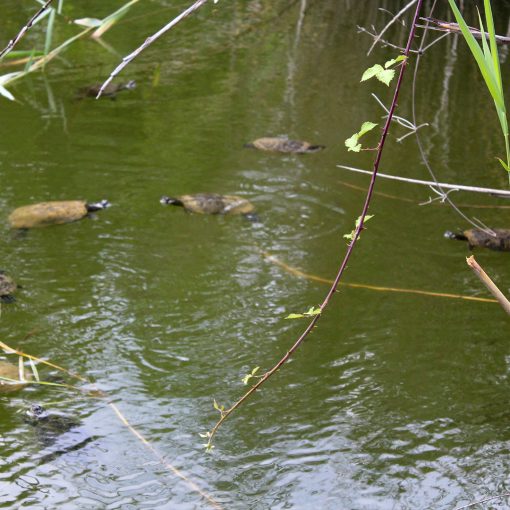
top-left (466, 256), bottom-right (510, 315)
top-left (0, 0), bottom-right (55, 60)
top-left (206, 0), bottom-right (425, 447)
top-left (97, 0), bottom-right (209, 98)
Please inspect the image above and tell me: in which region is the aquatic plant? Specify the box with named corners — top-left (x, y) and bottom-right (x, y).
top-left (448, 0), bottom-right (510, 182)
top-left (0, 0), bottom-right (142, 101)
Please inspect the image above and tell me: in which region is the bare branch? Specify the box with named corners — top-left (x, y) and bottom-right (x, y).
top-left (97, 0), bottom-right (211, 98)
top-left (0, 0), bottom-right (55, 60)
top-left (336, 165), bottom-right (510, 197)
top-left (367, 0), bottom-right (418, 55)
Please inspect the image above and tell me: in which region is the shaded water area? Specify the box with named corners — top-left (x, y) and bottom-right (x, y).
top-left (1, 0), bottom-right (510, 508)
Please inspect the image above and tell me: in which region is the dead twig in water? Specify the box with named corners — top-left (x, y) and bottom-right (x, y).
top-left (0, 0), bottom-right (55, 60)
top-left (260, 250), bottom-right (498, 304)
top-left (203, 0), bottom-right (425, 449)
top-left (466, 256), bottom-right (510, 316)
top-left (97, 0), bottom-right (213, 98)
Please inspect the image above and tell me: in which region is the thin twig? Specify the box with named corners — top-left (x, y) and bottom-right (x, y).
top-left (419, 16), bottom-right (510, 44)
top-left (205, 0), bottom-right (425, 448)
top-left (455, 493), bottom-right (510, 510)
top-left (367, 0), bottom-right (418, 55)
top-left (357, 25), bottom-right (418, 53)
top-left (466, 256), bottom-right (510, 316)
top-left (97, 0), bottom-right (210, 98)
top-left (0, 0), bottom-right (55, 60)
top-left (336, 165), bottom-right (510, 197)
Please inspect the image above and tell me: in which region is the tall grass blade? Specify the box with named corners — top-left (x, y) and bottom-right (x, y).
top-left (44, 8), bottom-right (56, 55)
top-left (484, 0), bottom-right (502, 90)
top-left (447, 0), bottom-right (504, 110)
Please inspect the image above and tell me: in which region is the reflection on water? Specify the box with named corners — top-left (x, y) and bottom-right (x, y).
top-left (1, 0), bottom-right (510, 508)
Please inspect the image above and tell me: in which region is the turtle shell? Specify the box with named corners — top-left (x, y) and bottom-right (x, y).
top-left (246, 137), bottom-right (325, 154)
top-left (0, 360), bottom-right (31, 393)
top-left (0, 272), bottom-right (16, 297)
top-left (8, 201), bottom-right (89, 229)
top-left (463, 228), bottom-right (510, 251)
top-left (176, 194), bottom-right (255, 215)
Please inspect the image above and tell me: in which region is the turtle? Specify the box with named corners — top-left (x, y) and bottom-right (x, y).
top-left (24, 404), bottom-right (81, 447)
top-left (0, 271), bottom-right (17, 303)
top-left (0, 360), bottom-right (31, 393)
top-left (8, 200), bottom-right (110, 229)
top-left (244, 137), bottom-right (325, 154)
top-left (160, 193), bottom-right (258, 221)
top-left (76, 80), bottom-right (136, 99)
top-left (444, 228), bottom-right (510, 252)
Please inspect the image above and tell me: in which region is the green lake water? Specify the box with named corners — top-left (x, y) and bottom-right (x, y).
top-left (1, 1), bottom-right (510, 508)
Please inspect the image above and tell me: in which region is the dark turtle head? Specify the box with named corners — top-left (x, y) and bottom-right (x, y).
top-left (306, 144), bottom-right (326, 153)
top-left (444, 230), bottom-right (467, 241)
top-left (160, 196), bottom-right (183, 207)
top-left (26, 404), bottom-right (49, 421)
top-left (86, 199), bottom-right (110, 212)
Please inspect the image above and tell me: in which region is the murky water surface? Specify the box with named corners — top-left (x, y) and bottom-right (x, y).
top-left (1, 1), bottom-right (510, 508)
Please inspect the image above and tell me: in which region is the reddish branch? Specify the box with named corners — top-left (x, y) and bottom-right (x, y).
top-left (206, 0), bottom-right (425, 446)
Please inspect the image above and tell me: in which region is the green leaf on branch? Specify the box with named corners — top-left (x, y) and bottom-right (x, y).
top-left (361, 64), bottom-right (384, 82)
top-left (213, 399), bottom-right (225, 413)
top-left (376, 68), bottom-right (395, 86)
top-left (242, 366), bottom-right (260, 385)
top-left (384, 55), bottom-right (406, 68)
top-left (345, 121), bottom-right (378, 152)
top-left (361, 56), bottom-right (405, 86)
top-left (285, 306), bottom-right (321, 320)
top-left (343, 214), bottom-right (375, 242)
top-left (345, 133), bottom-right (362, 152)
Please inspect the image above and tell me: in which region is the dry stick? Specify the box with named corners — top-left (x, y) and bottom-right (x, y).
top-left (0, 0), bottom-right (55, 60)
top-left (205, 0), bottom-right (425, 447)
top-left (97, 0), bottom-right (210, 98)
top-left (109, 403), bottom-right (224, 510)
top-left (260, 250), bottom-right (498, 304)
top-left (337, 179), bottom-right (510, 209)
top-left (336, 166), bottom-right (510, 197)
top-left (466, 256), bottom-right (510, 315)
